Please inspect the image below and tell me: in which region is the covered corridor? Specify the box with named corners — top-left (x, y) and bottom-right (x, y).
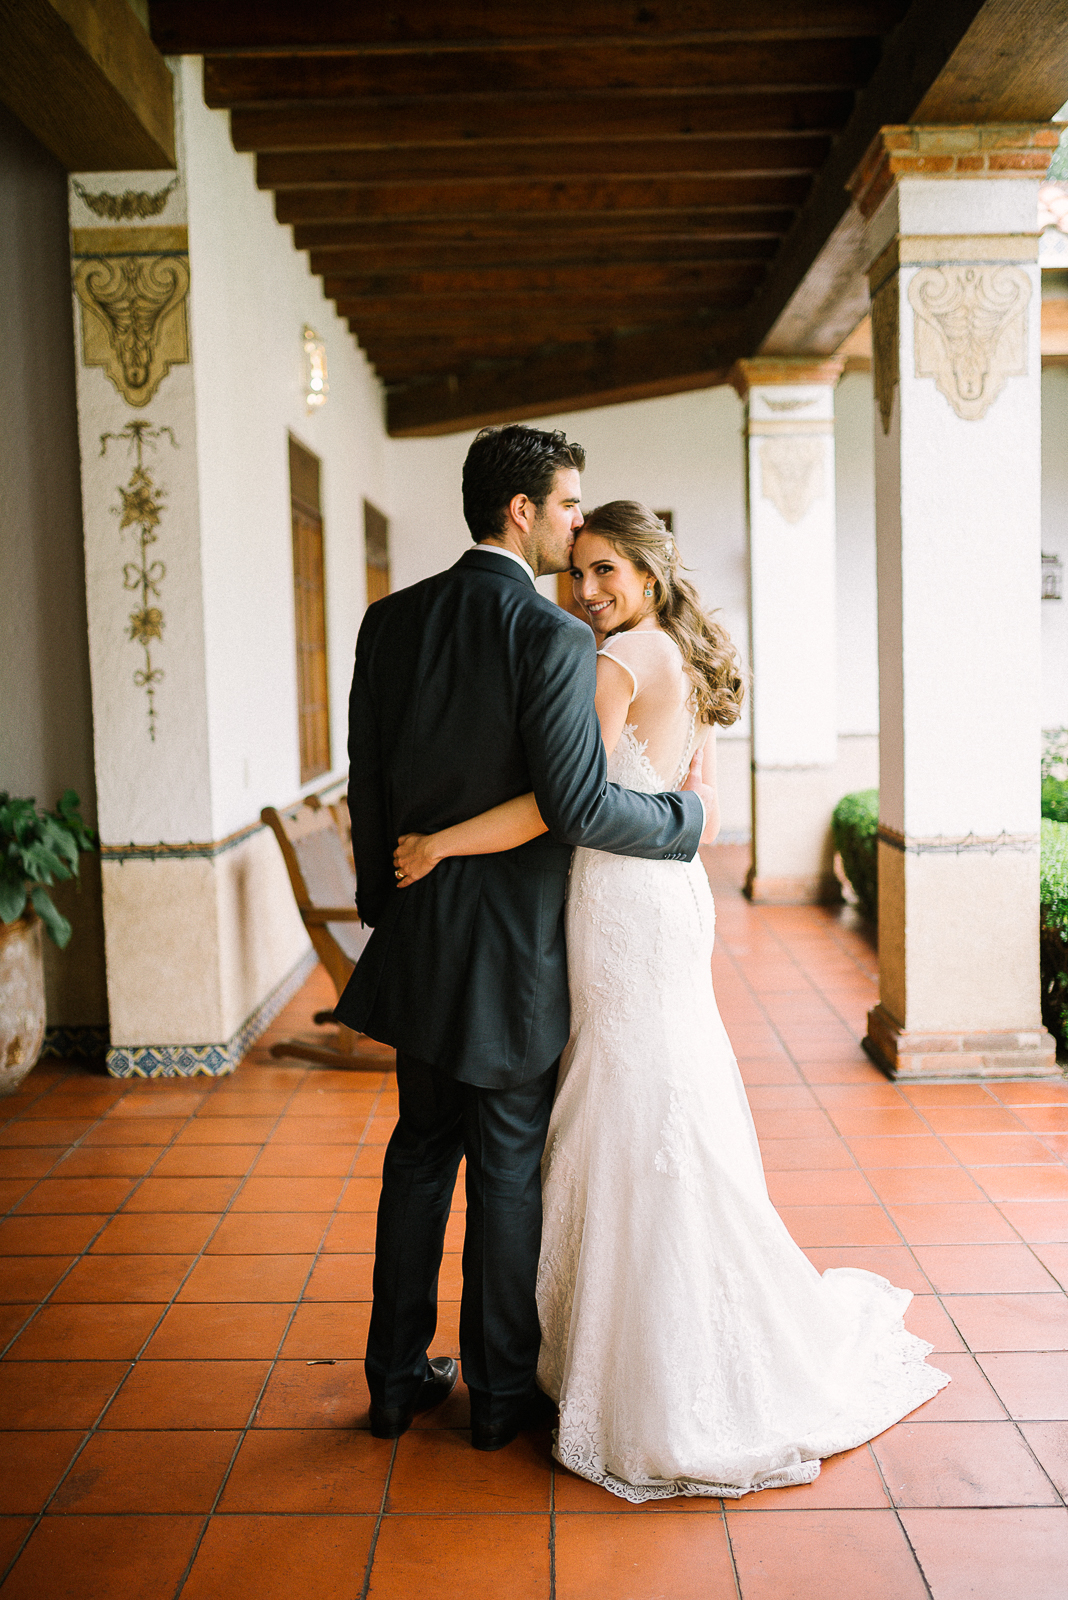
top-left (1, 849), bottom-right (1066, 1598)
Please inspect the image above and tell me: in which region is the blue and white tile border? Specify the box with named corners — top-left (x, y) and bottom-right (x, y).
top-left (105, 947), bottom-right (319, 1079)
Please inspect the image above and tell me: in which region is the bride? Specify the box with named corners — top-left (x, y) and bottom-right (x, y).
top-left (393, 500), bottom-right (948, 1502)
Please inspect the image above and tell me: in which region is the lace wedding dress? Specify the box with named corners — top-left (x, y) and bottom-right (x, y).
top-left (536, 628), bottom-right (949, 1502)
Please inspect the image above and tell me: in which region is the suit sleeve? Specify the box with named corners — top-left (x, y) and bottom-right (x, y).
top-left (347, 623), bottom-right (392, 926)
top-left (519, 622), bottom-right (704, 861)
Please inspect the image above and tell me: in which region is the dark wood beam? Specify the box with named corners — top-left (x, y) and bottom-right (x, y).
top-left (151, 2), bottom-right (908, 55)
top-left (0, 0), bottom-right (175, 170)
top-left (294, 213), bottom-right (794, 251)
top-left (740, 0), bottom-right (1068, 357)
top-left (274, 175), bottom-right (810, 226)
top-left (203, 39), bottom-right (880, 106)
top-left (362, 337), bottom-right (609, 378)
top-left (324, 260), bottom-right (762, 301)
top-left (912, 0), bottom-right (1068, 121)
top-left (385, 319), bottom-right (734, 437)
top-left (341, 295), bottom-right (751, 333)
top-left (257, 135), bottom-right (833, 190)
top-left (309, 237), bottom-right (780, 276)
top-left (230, 91), bottom-right (856, 153)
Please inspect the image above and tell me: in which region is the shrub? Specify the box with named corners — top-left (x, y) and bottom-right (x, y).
top-left (831, 788), bottom-right (879, 923)
top-left (0, 791), bottom-right (97, 949)
top-left (1041, 776), bottom-right (1068, 823)
top-left (1041, 818), bottom-right (1068, 1055)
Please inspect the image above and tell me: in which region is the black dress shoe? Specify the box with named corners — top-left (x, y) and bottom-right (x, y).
top-left (471, 1387), bottom-right (557, 1453)
top-left (369, 1356), bottom-right (458, 1440)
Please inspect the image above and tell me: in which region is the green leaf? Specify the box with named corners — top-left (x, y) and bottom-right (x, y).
top-left (0, 879), bottom-right (27, 924)
top-left (29, 885), bottom-right (72, 950)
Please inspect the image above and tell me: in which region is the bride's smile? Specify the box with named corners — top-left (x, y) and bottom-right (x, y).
top-left (571, 531), bottom-right (655, 634)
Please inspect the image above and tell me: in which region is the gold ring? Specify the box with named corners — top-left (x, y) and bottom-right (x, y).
top-left (395, 868), bottom-right (404, 880)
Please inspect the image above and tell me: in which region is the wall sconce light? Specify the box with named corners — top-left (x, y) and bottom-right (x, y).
top-left (1043, 551), bottom-right (1063, 600)
top-left (302, 325), bottom-right (328, 413)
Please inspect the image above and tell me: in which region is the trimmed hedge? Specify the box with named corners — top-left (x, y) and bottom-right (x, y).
top-left (831, 788), bottom-right (879, 923)
top-left (832, 791), bottom-right (1068, 1057)
top-left (1041, 818), bottom-right (1068, 1055)
top-left (1042, 776), bottom-right (1068, 824)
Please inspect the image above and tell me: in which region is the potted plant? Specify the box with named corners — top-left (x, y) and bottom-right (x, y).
top-left (0, 791), bottom-right (97, 1095)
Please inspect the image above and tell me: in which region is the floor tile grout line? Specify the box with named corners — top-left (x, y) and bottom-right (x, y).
top-left (0, 1076), bottom-right (243, 1357)
top-left (0, 1077), bottom-right (163, 1220)
top-left (719, 1498), bottom-right (743, 1600)
top-left (0, 1064), bottom-right (287, 1354)
top-left (0, 1061), bottom-right (326, 1577)
top-left (0, 1052), bottom-right (394, 1591)
top-left (165, 1063), bottom-right (395, 1598)
top-left (548, 1456), bottom-right (556, 1600)
top-left (0, 1062), bottom-right (84, 1129)
top-left (867, 1445), bottom-right (936, 1600)
top-left (752, 902), bottom-right (881, 1049)
top-left (357, 1438), bottom-right (399, 1600)
top-left (717, 913), bottom-right (1068, 1347)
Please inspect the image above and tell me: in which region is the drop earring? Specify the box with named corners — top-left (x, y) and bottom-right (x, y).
top-left (644, 586), bottom-right (653, 597)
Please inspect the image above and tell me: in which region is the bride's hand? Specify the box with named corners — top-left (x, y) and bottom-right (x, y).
top-left (682, 749), bottom-right (705, 792)
top-left (393, 833), bottom-right (442, 886)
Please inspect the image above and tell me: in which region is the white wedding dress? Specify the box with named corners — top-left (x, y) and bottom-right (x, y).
top-left (536, 628), bottom-right (949, 1502)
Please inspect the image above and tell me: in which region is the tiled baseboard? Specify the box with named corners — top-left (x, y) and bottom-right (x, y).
top-left (41, 1024), bottom-right (110, 1059)
top-left (105, 948), bottom-right (319, 1078)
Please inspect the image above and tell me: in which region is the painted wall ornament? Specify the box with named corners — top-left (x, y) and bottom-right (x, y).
top-left (907, 264), bottom-right (1031, 421)
top-left (871, 276), bottom-right (900, 436)
top-left (99, 421), bottom-right (178, 740)
top-left (74, 251), bottom-right (190, 407)
top-left (759, 436), bottom-right (826, 525)
top-left (71, 177), bottom-right (178, 222)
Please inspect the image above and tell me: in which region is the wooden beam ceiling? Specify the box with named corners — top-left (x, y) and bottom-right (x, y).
top-left (1, 0), bottom-right (175, 171)
top-left (148, 0), bottom-right (1067, 433)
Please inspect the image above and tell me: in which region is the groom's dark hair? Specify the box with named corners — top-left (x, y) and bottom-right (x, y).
top-left (462, 424), bottom-right (586, 540)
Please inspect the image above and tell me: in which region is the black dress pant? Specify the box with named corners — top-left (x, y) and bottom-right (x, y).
top-left (365, 1050), bottom-right (557, 1426)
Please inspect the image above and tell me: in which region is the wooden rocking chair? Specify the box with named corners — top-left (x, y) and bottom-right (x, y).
top-left (260, 795), bottom-right (392, 1069)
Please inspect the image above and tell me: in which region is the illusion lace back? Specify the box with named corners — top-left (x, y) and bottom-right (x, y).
top-left (596, 628), bottom-right (701, 786)
top-left (536, 632), bottom-right (949, 1502)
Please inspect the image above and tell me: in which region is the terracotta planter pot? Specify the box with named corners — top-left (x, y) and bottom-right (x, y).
top-left (0, 912), bottom-right (45, 1096)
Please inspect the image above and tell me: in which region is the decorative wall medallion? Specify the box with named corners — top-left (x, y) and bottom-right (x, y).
top-left (71, 176), bottom-right (178, 221)
top-left (907, 264), bottom-right (1031, 421)
top-left (73, 252), bottom-right (190, 407)
top-left (762, 397), bottom-right (817, 413)
top-left (759, 436), bottom-right (825, 525)
top-left (99, 421), bottom-right (178, 740)
top-left (871, 276), bottom-right (899, 436)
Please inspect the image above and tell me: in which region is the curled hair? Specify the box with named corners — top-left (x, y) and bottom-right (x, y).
top-left (462, 424), bottom-right (586, 541)
top-left (579, 501), bottom-right (745, 728)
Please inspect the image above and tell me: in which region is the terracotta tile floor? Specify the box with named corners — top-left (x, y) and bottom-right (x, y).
top-left (1, 843), bottom-right (1067, 1598)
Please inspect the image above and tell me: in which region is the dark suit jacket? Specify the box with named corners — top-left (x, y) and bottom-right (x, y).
top-left (335, 546), bottom-right (704, 1088)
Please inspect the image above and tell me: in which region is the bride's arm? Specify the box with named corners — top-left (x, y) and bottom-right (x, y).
top-left (394, 655), bottom-right (634, 885)
top-left (394, 792), bottom-right (547, 884)
top-left (591, 652), bottom-right (634, 757)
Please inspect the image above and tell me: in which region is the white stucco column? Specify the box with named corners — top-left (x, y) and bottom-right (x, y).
top-left (67, 63), bottom-right (313, 1077)
top-left (730, 357), bottom-right (844, 903)
top-left (849, 124), bottom-right (1059, 1078)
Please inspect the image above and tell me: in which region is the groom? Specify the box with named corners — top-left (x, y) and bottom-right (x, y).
top-left (336, 424), bottom-right (704, 1450)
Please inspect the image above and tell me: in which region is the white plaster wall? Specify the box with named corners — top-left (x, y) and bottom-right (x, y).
top-left (835, 372), bottom-right (880, 739)
top-left (178, 58), bottom-right (390, 842)
top-left (0, 103), bottom-right (108, 1028)
top-left (1042, 365), bottom-right (1068, 732)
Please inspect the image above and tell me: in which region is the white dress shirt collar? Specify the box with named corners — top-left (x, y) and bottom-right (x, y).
top-left (475, 541), bottom-right (536, 585)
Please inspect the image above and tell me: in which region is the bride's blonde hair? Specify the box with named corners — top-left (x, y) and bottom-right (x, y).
top-left (579, 501), bottom-right (745, 728)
